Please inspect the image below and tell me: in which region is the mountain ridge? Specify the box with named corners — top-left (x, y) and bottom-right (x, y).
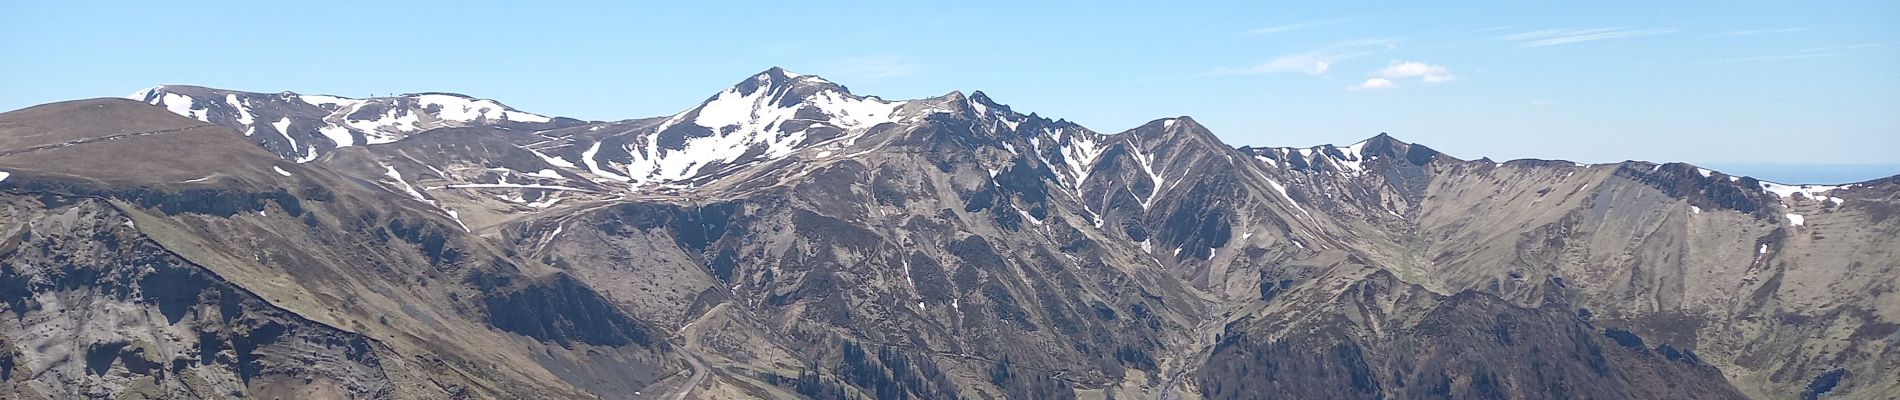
top-left (0, 67), bottom-right (1891, 399)
top-left (127, 68), bottom-right (1892, 190)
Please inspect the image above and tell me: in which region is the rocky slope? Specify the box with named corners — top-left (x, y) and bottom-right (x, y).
top-left (0, 68), bottom-right (1891, 399)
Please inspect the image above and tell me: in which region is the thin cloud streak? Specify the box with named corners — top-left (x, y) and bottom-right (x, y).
top-left (1245, 18), bottom-right (1351, 35)
top-left (1200, 38), bottom-right (1396, 77)
top-left (1708, 28), bottom-right (1809, 37)
top-left (1469, 25), bottom-right (1516, 34)
top-left (1689, 52), bottom-right (1845, 65)
top-left (1796, 43), bottom-right (1893, 53)
top-left (1501, 27), bottom-right (1677, 48)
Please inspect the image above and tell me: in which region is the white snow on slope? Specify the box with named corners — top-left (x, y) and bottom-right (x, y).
top-left (299, 94), bottom-right (363, 107)
top-left (415, 94), bottom-right (552, 123)
top-left (1060, 130), bottom-right (1106, 195)
top-left (619, 73), bottom-right (905, 187)
top-left (318, 125), bottom-right (355, 147)
top-left (272, 166), bottom-right (292, 176)
top-left (1786, 213), bottom-right (1805, 226)
top-left (1334, 140), bottom-right (1369, 174)
top-left (1129, 145), bottom-right (1165, 208)
top-left (440, 183), bottom-right (596, 192)
top-left (226, 94), bottom-right (254, 127)
top-left (1265, 178), bottom-right (1311, 218)
top-left (529, 147), bottom-right (578, 169)
top-left (446, 210), bottom-right (470, 232)
top-left (1759, 181), bottom-right (1846, 205)
top-left (382, 165), bottom-right (433, 205)
top-left (527, 169), bottom-right (564, 179)
top-left (0, 171), bottom-right (9, 182)
top-left (270, 117), bottom-right (300, 153)
top-left (128, 86), bottom-right (160, 102)
top-left (345, 107), bottom-right (422, 144)
top-left (158, 93), bottom-right (208, 122)
top-left (141, 88), bottom-right (559, 160)
top-left (808, 90), bottom-right (901, 129)
top-left (582, 142), bottom-right (631, 182)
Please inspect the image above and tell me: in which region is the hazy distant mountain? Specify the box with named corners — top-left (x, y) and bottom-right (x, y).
top-left (1, 68), bottom-right (1892, 399)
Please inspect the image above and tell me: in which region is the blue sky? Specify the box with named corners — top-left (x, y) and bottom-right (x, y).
top-left (4, 1), bottom-right (1896, 177)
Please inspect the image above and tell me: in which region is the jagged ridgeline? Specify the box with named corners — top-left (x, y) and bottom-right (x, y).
top-left (0, 68), bottom-right (1892, 399)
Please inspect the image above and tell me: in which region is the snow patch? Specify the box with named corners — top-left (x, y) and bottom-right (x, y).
top-left (581, 142), bottom-right (631, 182)
top-left (158, 93), bottom-right (209, 121)
top-left (529, 147), bottom-right (578, 169)
top-left (1265, 178), bottom-right (1310, 218)
top-left (415, 94), bottom-right (552, 123)
top-left (1334, 140), bottom-right (1369, 174)
top-left (527, 169), bottom-right (564, 179)
top-left (446, 210), bottom-right (470, 232)
top-left (382, 165), bottom-right (433, 205)
top-left (225, 94), bottom-right (254, 126)
top-left (317, 125), bottom-right (355, 147)
top-left (807, 90), bottom-right (901, 129)
top-left (1759, 181), bottom-right (1844, 205)
top-left (440, 183), bottom-right (596, 192)
top-left (272, 166), bottom-right (292, 176)
top-left (1785, 213), bottom-right (1805, 226)
top-left (299, 94), bottom-right (363, 107)
top-left (1060, 130), bottom-right (1106, 195)
top-left (1129, 146), bottom-right (1166, 208)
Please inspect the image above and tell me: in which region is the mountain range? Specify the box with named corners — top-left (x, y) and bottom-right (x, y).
top-left (1, 67), bottom-right (1894, 399)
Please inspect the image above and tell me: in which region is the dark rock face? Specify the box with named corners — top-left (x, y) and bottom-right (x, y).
top-left (1202, 291), bottom-right (1748, 400)
top-left (482, 274), bottom-right (657, 347)
top-left (1615, 162), bottom-right (1773, 217)
top-left (0, 198), bottom-right (393, 398)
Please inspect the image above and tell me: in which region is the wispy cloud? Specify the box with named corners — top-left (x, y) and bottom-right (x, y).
top-left (1205, 51), bottom-right (1351, 75)
top-left (1708, 28), bottom-right (1808, 37)
top-left (1203, 38), bottom-right (1396, 76)
top-left (1681, 42), bottom-right (1890, 65)
top-left (1351, 60), bottom-right (1455, 90)
top-left (1470, 25), bottom-right (1516, 34)
top-left (1795, 43), bottom-right (1893, 53)
top-left (831, 56), bottom-right (915, 81)
top-left (1245, 18), bottom-right (1351, 35)
top-left (1501, 27), bottom-right (1676, 48)
top-left (1689, 52), bottom-right (1846, 65)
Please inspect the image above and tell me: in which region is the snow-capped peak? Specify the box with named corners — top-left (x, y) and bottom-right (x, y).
top-left (600, 68), bottom-right (909, 188)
